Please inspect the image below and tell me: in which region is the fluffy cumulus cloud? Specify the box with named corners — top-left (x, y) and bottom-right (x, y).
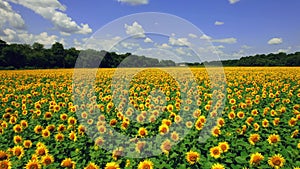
top-left (117, 0), bottom-right (149, 5)
top-left (200, 34), bottom-right (212, 40)
top-left (214, 21), bottom-right (224, 26)
top-left (212, 37), bottom-right (237, 44)
top-left (268, 37), bottom-right (283, 45)
top-left (144, 37), bottom-right (153, 43)
top-left (1, 28), bottom-right (59, 46)
top-left (169, 37), bottom-right (191, 46)
top-left (124, 21), bottom-right (145, 38)
top-left (84, 36), bottom-right (122, 51)
top-left (229, 0), bottom-right (240, 4)
top-left (0, 0), bottom-right (25, 30)
top-left (188, 33), bottom-right (197, 39)
top-left (6, 0), bottom-right (92, 35)
top-left (276, 46), bottom-right (291, 53)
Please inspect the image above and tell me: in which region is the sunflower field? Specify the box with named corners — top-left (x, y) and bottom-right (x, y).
top-left (0, 67), bottom-right (300, 169)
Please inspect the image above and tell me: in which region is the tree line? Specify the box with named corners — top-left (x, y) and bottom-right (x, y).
top-left (199, 52), bottom-right (300, 66)
top-left (0, 39), bottom-right (175, 69)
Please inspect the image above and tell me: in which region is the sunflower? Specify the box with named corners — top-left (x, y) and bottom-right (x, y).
top-left (273, 118), bottom-right (280, 126)
top-left (174, 115), bottom-right (182, 124)
top-left (57, 124), bottom-right (66, 132)
top-left (53, 105), bottom-right (61, 112)
top-left (211, 163), bottom-right (225, 169)
top-left (198, 115), bottom-right (206, 123)
top-left (228, 111), bottom-right (235, 120)
top-left (109, 119), bottom-right (118, 127)
top-left (253, 123), bottom-right (260, 131)
top-left (246, 117), bottom-right (254, 126)
top-left (251, 109), bottom-right (259, 116)
top-left (186, 151), bottom-right (200, 165)
top-left (104, 162), bottom-right (120, 169)
top-left (162, 119), bottom-right (172, 126)
top-left (289, 117), bottom-right (297, 126)
top-left (218, 142), bottom-right (230, 153)
top-left (35, 145), bottom-right (48, 156)
top-left (171, 131), bottom-right (179, 141)
top-left (135, 141), bottom-right (146, 153)
top-left (291, 129), bottom-right (299, 138)
top-left (20, 120), bottom-right (28, 128)
top-left (237, 111), bottom-right (245, 119)
top-left (61, 158), bottom-right (76, 169)
top-left (138, 127), bottom-right (148, 137)
top-left (55, 133), bottom-right (64, 142)
top-left (112, 147), bottom-right (123, 160)
top-left (126, 159), bottom-right (130, 167)
top-left (44, 112), bottom-right (52, 120)
top-left (195, 120), bottom-right (204, 131)
top-left (262, 119), bottom-right (269, 127)
top-left (41, 154), bottom-right (54, 166)
top-left (250, 152), bottom-right (264, 165)
top-left (210, 146), bottom-right (222, 159)
top-left (13, 135), bottom-right (22, 144)
top-left (12, 145), bottom-right (24, 159)
top-left (211, 126), bottom-right (221, 137)
top-left (60, 113), bottom-right (68, 121)
top-left (186, 121), bottom-right (193, 128)
top-left (23, 140), bottom-right (32, 148)
top-left (34, 125), bottom-right (43, 134)
top-left (68, 117), bottom-right (77, 125)
top-left (229, 98), bottom-right (236, 105)
top-left (0, 127), bottom-right (4, 135)
top-left (160, 139), bottom-right (172, 155)
top-left (69, 131), bottom-right (77, 142)
top-left (0, 160), bottom-right (11, 169)
top-left (42, 129), bottom-right (50, 138)
top-left (121, 121), bottom-right (129, 130)
top-left (95, 137), bottom-right (104, 146)
top-left (0, 150), bottom-right (9, 160)
top-left (13, 124), bottom-right (22, 133)
top-left (84, 162), bottom-right (99, 169)
top-left (249, 133), bottom-right (260, 145)
top-left (268, 154), bottom-right (285, 168)
top-left (217, 118), bottom-right (225, 127)
top-left (267, 134), bottom-right (280, 144)
top-left (138, 160), bottom-right (154, 169)
top-left (159, 124), bottom-right (169, 135)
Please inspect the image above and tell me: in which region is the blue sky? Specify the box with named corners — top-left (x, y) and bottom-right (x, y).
top-left (0, 0), bottom-right (300, 61)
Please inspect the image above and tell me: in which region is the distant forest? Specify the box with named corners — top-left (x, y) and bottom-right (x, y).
top-left (1, 39), bottom-right (300, 69)
top-left (189, 51), bottom-right (300, 66)
top-left (0, 39), bottom-right (175, 69)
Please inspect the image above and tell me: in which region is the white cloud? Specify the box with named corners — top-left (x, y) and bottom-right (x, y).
top-left (241, 45), bottom-right (251, 49)
top-left (124, 21), bottom-right (145, 38)
top-left (155, 43), bottom-right (171, 49)
top-left (268, 38), bottom-right (283, 45)
top-left (84, 36), bottom-right (122, 51)
top-left (214, 21), bottom-right (224, 26)
top-left (212, 38), bottom-right (237, 44)
top-left (0, 0), bottom-right (25, 30)
top-left (276, 47), bottom-right (291, 53)
top-left (117, 0), bottom-right (149, 5)
top-left (169, 37), bottom-right (191, 46)
top-left (119, 41), bottom-right (140, 50)
top-left (144, 37), bottom-right (153, 43)
top-left (7, 0), bottom-right (92, 35)
top-left (1, 28), bottom-right (59, 46)
top-left (200, 34), bottom-right (212, 40)
top-left (188, 33), bottom-right (197, 38)
top-left (229, 0), bottom-right (240, 4)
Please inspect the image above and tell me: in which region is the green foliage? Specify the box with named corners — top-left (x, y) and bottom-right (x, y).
top-left (0, 39), bottom-right (175, 69)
